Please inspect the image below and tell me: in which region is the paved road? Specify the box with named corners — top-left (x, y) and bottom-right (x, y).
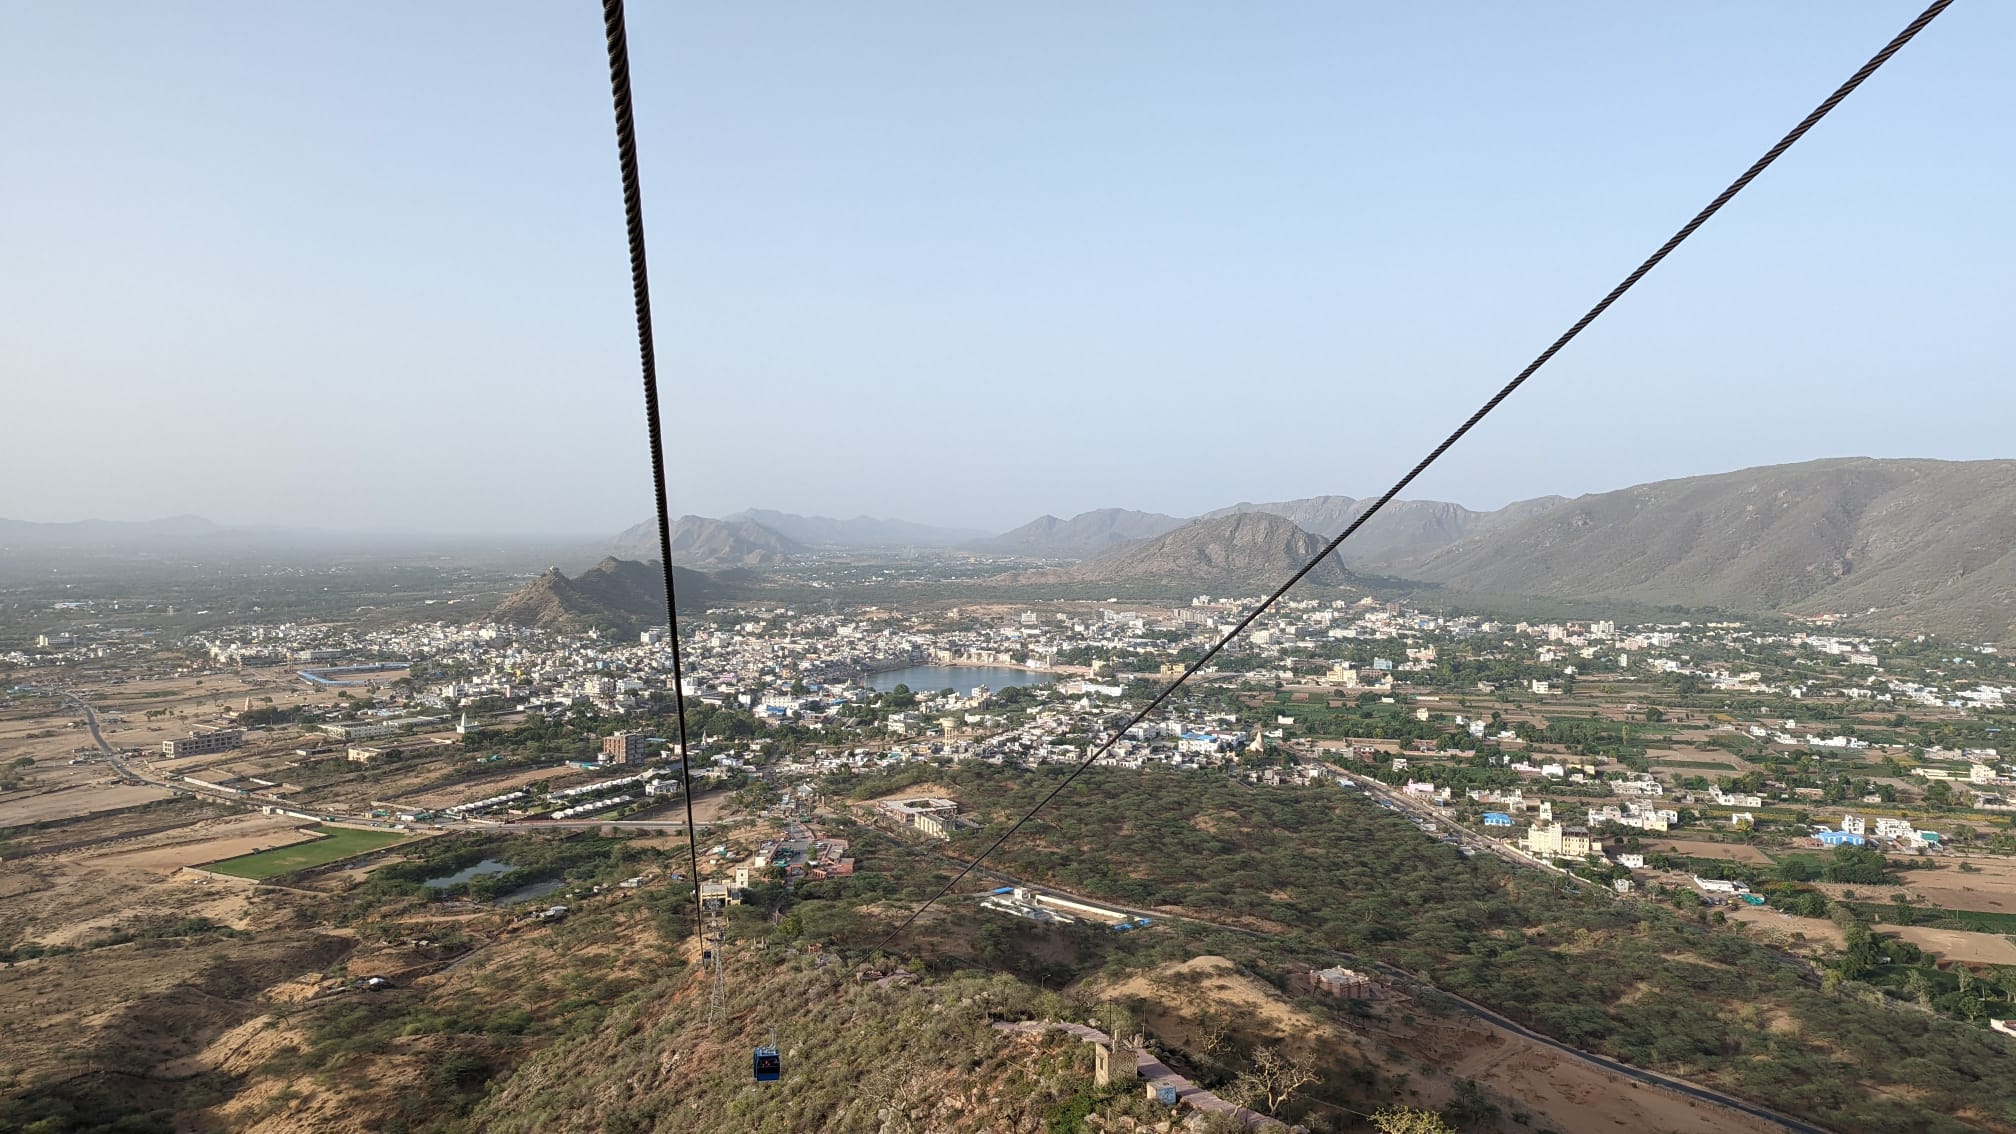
top-left (914, 843), bottom-right (1834, 1134)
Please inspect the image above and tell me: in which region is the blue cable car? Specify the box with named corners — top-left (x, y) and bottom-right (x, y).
top-left (753, 1045), bottom-right (781, 1082)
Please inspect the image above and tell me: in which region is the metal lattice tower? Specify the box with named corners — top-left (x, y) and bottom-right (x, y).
top-left (702, 901), bottom-right (726, 1023)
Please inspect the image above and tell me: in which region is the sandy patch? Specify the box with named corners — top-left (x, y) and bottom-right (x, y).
top-left (0, 783), bottom-right (174, 825)
top-left (864, 782), bottom-right (960, 805)
top-left (1727, 904), bottom-right (1847, 949)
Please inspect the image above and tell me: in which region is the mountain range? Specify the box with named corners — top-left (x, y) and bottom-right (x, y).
top-left (1204, 494), bottom-right (1570, 563)
top-left (726, 509), bottom-right (986, 548)
top-left (612, 516), bottom-right (802, 569)
top-left (489, 558), bottom-right (711, 633)
top-left (0, 515), bottom-right (238, 547)
top-left (1385, 457), bottom-right (2016, 641)
top-left (29, 455), bottom-right (2016, 639)
top-left (971, 508), bottom-right (1189, 558)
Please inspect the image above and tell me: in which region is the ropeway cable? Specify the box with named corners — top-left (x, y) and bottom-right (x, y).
top-left (876, 0), bottom-right (1953, 950)
top-left (600, 0), bottom-right (706, 940)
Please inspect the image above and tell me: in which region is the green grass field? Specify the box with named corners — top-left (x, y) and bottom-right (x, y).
top-left (203, 826), bottom-right (408, 879)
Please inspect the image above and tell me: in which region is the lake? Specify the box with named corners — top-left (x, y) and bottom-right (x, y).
top-left (497, 879), bottom-right (567, 906)
top-left (422, 859), bottom-right (515, 889)
top-left (865, 665), bottom-right (1050, 694)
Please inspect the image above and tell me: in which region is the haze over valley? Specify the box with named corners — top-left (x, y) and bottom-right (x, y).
top-left (10, 4), bottom-right (2016, 1132)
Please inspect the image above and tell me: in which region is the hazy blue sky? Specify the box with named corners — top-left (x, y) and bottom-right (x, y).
top-left (4, 3), bottom-right (2008, 536)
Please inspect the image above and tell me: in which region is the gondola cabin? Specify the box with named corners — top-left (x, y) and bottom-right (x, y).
top-left (753, 1045), bottom-right (781, 1082)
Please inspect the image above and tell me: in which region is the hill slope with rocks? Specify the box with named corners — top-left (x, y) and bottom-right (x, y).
top-left (1387, 458), bottom-right (2016, 640)
top-left (489, 557), bottom-right (710, 632)
top-left (1051, 512), bottom-right (1353, 590)
top-left (1206, 494), bottom-right (1568, 563)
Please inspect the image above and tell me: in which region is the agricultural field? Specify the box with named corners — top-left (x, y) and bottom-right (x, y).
top-left (201, 826), bottom-right (410, 879)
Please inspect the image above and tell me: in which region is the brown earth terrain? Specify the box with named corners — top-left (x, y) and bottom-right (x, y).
top-left (0, 783), bottom-right (175, 826)
top-left (1890, 926), bottom-right (2016, 966)
top-left (1647, 839), bottom-right (1777, 865)
top-left (1094, 954), bottom-right (1785, 1134)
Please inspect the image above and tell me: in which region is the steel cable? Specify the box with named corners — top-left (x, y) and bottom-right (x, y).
top-left (600, 0), bottom-right (705, 937)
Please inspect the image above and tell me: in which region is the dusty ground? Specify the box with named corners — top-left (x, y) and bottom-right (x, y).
top-left (1858, 856), bottom-right (2016, 914)
top-left (1727, 904), bottom-right (1848, 949)
top-left (1648, 839), bottom-right (1777, 865)
top-left (0, 919), bottom-right (354, 1086)
top-left (1434, 1015), bottom-right (1780, 1134)
top-left (1804, 865), bottom-right (2016, 915)
top-left (1094, 954), bottom-right (1785, 1134)
top-left (0, 782), bottom-right (174, 825)
top-left (1, 812), bottom-right (323, 948)
top-left (1889, 926), bottom-right (2016, 966)
top-left (1726, 902), bottom-right (2016, 964)
top-left (387, 763), bottom-right (579, 810)
top-left (100, 816), bottom-right (321, 874)
top-left (863, 781), bottom-right (961, 804)
top-left (686, 788), bottom-right (736, 824)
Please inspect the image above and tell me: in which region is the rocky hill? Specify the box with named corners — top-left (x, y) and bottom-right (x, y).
top-left (1053, 512), bottom-right (1353, 589)
top-left (489, 557), bottom-right (710, 632)
top-left (1387, 458), bottom-right (2016, 640)
top-left (974, 508), bottom-right (1188, 558)
top-left (471, 963), bottom-right (1126, 1134)
top-left (611, 515), bottom-right (800, 568)
top-left (1206, 494), bottom-right (1567, 563)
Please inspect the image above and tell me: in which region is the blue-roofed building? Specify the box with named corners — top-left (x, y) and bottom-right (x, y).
top-left (1816, 829), bottom-right (1866, 847)
top-left (1482, 811), bottom-right (1513, 827)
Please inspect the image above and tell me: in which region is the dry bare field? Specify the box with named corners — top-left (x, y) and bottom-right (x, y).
top-left (1807, 856), bottom-right (2016, 915)
top-left (1890, 926), bottom-right (2016, 966)
top-left (0, 782), bottom-right (174, 826)
top-left (1648, 838), bottom-right (1777, 865)
top-left (386, 763), bottom-right (582, 810)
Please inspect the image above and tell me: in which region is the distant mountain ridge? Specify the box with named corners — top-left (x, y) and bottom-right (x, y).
top-left (1204, 494), bottom-right (1568, 563)
top-left (612, 515), bottom-right (801, 568)
top-left (972, 509), bottom-right (1188, 558)
top-left (1388, 458), bottom-right (2016, 641)
top-left (1043, 512), bottom-right (1354, 589)
top-left (727, 509), bottom-right (985, 548)
top-left (0, 515), bottom-right (236, 546)
top-left (490, 557), bottom-right (710, 632)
